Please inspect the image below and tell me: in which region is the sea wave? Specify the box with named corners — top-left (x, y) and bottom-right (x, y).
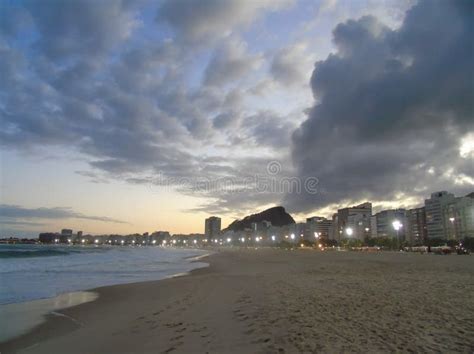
top-left (0, 245), bottom-right (108, 259)
top-left (0, 249), bottom-right (72, 258)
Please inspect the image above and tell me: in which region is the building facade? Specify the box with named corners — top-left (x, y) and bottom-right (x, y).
top-left (305, 216), bottom-right (332, 241)
top-left (205, 216), bottom-right (221, 240)
top-left (374, 209), bottom-right (407, 240)
top-left (443, 192), bottom-right (474, 240)
top-left (425, 191), bottom-right (456, 239)
top-left (335, 202), bottom-right (372, 241)
top-left (406, 207), bottom-right (427, 245)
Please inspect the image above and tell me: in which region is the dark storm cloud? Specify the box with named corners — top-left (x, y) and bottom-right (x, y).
top-left (288, 0), bottom-right (474, 212)
top-left (242, 111), bottom-right (297, 149)
top-left (185, 155), bottom-right (296, 218)
top-left (0, 205), bottom-right (127, 224)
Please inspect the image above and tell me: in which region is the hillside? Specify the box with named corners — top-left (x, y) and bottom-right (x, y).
top-left (224, 206), bottom-right (295, 232)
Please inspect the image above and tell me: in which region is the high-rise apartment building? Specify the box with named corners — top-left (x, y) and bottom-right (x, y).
top-left (425, 191), bottom-right (456, 239)
top-left (406, 207), bottom-right (427, 245)
top-left (374, 209), bottom-right (407, 239)
top-left (205, 216), bottom-right (221, 240)
top-left (335, 202), bottom-right (372, 241)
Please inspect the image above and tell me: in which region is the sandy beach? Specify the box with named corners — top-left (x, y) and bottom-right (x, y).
top-left (1, 249), bottom-right (473, 353)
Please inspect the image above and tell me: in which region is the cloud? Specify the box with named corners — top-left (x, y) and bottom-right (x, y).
top-left (288, 0), bottom-right (474, 213)
top-left (0, 220), bottom-right (46, 227)
top-left (157, 0), bottom-right (293, 43)
top-left (0, 0), bottom-right (298, 217)
top-left (26, 0), bottom-right (140, 60)
top-left (204, 37), bottom-right (263, 87)
top-left (3, 0), bottom-right (470, 222)
top-left (241, 111), bottom-right (298, 149)
top-left (0, 205), bottom-right (127, 224)
top-left (270, 42), bottom-right (314, 86)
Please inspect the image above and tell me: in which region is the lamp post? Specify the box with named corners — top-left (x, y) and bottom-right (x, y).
top-left (392, 220), bottom-right (402, 250)
top-left (449, 217), bottom-right (456, 240)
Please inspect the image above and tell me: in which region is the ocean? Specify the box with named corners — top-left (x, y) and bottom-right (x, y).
top-left (0, 244), bottom-right (210, 341)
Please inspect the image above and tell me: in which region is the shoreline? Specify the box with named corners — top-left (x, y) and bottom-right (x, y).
top-left (0, 253), bottom-right (215, 353)
top-left (1, 249), bottom-right (473, 353)
top-left (0, 291), bottom-right (99, 344)
top-left (0, 251), bottom-right (213, 349)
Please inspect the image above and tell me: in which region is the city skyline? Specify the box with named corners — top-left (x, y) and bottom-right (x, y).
top-left (3, 188), bottom-right (471, 240)
top-left (1, 0), bottom-right (473, 236)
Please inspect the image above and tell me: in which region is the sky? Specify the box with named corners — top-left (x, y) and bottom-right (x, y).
top-left (0, 0), bottom-right (473, 236)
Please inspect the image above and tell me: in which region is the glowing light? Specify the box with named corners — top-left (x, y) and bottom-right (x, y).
top-left (449, 217), bottom-right (455, 222)
top-left (68, 239), bottom-right (72, 243)
top-left (392, 220), bottom-right (402, 231)
top-left (194, 239), bottom-right (197, 244)
top-left (227, 237), bottom-right (232, 243)
top-left (271, 235), bottom-right (276, 241)
top-left (81, 239), bottom-right (85, 244)
top-left (290, 234), bottom-right (295, 240)
top-left (345, 227), bottom-right (353, 236)
top-left (365, 227), bottom-right (370, 232)
top-left (94, 239), bottom-right (99, 244)
top-left (120, 240), bottom-right (124, 244)
top-left (255, 237), bottom-right (260, 242)
top-left (152, 240), bottom-right (157, 244)
top-left (314, 232), bottom-right (319, 239)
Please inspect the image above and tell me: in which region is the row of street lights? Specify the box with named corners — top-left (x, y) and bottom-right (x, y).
top-left (344, 220), bottom-right (404, 247)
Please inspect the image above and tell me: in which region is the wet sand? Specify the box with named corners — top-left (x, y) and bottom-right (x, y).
top-left (0, 291), bottom-right (97, 342)
top-left (1, 249), bottom-right (473, 353)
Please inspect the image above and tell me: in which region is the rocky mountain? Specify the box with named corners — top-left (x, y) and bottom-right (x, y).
top-left (224, 206), bottom-right (295, 232)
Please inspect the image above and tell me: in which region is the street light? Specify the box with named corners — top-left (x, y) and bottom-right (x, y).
top-left (392, 220), bottom-right (402, 250)
top-left (449, 217), bottom-right (456, 239)
top-left (345, 227), bottom-right (353, 237)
